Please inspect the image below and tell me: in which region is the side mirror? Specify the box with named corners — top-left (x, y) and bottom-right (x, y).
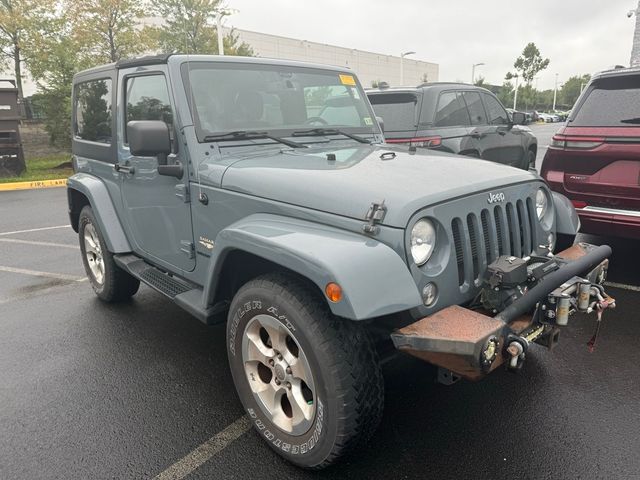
top-left (375, 116), bottom-right (385, 132)
top-left (127, 120), bottom-right (171, 164)
top-left (511, 112), bottom-right (526, 125)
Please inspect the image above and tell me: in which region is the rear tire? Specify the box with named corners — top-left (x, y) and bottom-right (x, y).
top-left (78, 206), bottom-right (140, 302)
top-left (527, 149), bottom-right (536, 170)
top-left (226, 273), bottom-right (384, 469)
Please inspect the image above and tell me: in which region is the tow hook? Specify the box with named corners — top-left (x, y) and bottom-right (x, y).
top-left (506, 335), bottom-right (528, 372)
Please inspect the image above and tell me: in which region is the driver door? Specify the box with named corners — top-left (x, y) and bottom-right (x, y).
top-left (117, 69), bottom-right (195, 272)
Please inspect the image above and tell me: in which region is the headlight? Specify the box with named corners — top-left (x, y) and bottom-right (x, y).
top-left (410, 219), bottom-right (436, 265)
top-left (536, 188), bottom-right (548, 220)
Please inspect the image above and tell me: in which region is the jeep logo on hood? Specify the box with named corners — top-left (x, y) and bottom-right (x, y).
top-left (487, 192), bottom-right (505, 204)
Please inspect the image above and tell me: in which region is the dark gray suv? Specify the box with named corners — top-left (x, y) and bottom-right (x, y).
top-left (367, 83), bottom-right (537, 170)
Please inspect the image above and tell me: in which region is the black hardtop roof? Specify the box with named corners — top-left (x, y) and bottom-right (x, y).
top-left (73, 54), bottom-right (355, 81)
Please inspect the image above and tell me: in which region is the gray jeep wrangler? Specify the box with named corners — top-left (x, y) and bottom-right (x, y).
top-left (67, 54), bottom-right (616, 469)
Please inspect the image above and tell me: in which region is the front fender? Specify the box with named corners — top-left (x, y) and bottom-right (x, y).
top-left (67, 173), bottom-right (131, 253)
top-left (552, 191), bottom-right (580, 237)
top-left (204, 214), bottom-right (422, 320)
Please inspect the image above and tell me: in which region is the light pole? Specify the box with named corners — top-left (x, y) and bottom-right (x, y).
top-left (628, 2), bottom-right (640, 66)
top-left (400, 51), bottom-right (416, 85)
top-left (552, 73), bottom-right (559, 111)
top-left (471, 62), bottom-right (485, 84)
top-left (513, 74), bottom-right (519, 110)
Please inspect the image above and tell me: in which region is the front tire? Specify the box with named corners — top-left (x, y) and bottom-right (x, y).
top-left (226, 273), bottom-right (384, 469)
top-left (78, 206), bottom-right (140, 302)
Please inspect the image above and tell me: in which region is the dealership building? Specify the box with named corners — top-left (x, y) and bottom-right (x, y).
top-left (226, 28), bottom-right (439, 88)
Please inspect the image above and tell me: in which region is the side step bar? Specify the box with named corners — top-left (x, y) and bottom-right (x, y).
top-left (114, 254), bottom-right (227, 324)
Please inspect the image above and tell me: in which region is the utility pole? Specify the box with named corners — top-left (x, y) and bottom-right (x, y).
top-left (552, 73), bottom-right (559, 111)
top-left (630, 1), bottom-right (640, 66)
top-left (400, 51), bottom-right (416, 85)
top-left (471, 63), bottom-right (485, 84)
top-left (217, 15), bottom-right (224, 55)
top-left (513, 75), bottom-right (519, 110)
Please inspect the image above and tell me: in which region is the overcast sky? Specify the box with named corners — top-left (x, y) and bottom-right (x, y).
top-left (228, 0), bottom-right (638, 90)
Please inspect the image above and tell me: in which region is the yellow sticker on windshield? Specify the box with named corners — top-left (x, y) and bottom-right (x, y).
top-left (363, 117), bottom-right (373, 125)
top-left (339, 74), bottom-right (356, 86)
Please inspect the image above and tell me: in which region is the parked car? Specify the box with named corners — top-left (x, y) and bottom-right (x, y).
top-left (538, 112), bottom-right (554, 123)
top-left (68, 55), bottom-right (614, 469)
top-left (366, 83), bottom-right (538, 170)
top-left (542, 66), bottom-right (640, 240)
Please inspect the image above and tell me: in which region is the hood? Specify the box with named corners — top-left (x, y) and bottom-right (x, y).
top-left (219, 145), bottom-right (537, 228)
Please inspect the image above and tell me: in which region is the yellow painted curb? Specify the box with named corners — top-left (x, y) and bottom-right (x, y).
top-left (0, 178), bottom-right (68, 192)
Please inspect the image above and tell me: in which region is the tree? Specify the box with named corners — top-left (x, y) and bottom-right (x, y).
top-left (560, 74), bottom-right (590, 108)
top-left (67, 0), bottom-right (155, 63)
top-left (497, 81), bottom-right (514, 108)
top-left (0, 0), bottom-right (57, 117)
top-left (473, 75), bottom-right (486, 87)
top-left (510, 42), bottom-right (550, 85)
top-left (151, 0), bottom-right (252, 55)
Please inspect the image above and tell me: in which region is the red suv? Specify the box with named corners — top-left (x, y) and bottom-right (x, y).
top-left (542, 67), bottom-right (640, 240)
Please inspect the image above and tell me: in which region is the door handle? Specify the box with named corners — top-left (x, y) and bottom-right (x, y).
top-left (114, 163), bottom-right (135, 174)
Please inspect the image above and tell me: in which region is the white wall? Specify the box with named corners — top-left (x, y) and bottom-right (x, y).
top-left (228, 28), bottom-right (439, 88)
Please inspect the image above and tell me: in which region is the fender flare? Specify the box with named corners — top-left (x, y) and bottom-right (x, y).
top-left (552, 191), bottom-right (580, 237)
top-left (203, 214), bottom-right (422, 320)
top-left (67, 173), bottom-right (131, 253)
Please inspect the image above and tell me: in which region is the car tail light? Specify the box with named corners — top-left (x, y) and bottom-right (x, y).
top-left (550, 134), bottom-right (605, 150)
top-left (571, 200), bottom-right (587, 209)
top-left (386, 136), bottom-right (442, 148)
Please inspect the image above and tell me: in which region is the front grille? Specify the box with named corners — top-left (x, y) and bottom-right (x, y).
top-left (451, 200), bottom-right (537, 287)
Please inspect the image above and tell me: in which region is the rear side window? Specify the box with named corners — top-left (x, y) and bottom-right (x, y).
top-left (461, 91), bottom-right (487, 125)
top-left (572, 76), bottom-right (640, 126)
top-left (434, 91), bottom-right (470, 127)
top-left (368, 92), bottom-right (420, 131)
top-left (482, 93), bottom-right (509, 125)
top-left (74, 79), bottom-right (112, 144)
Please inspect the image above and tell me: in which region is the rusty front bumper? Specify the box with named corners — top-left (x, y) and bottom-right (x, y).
top-left (391, 243), bottom-right (612, 381)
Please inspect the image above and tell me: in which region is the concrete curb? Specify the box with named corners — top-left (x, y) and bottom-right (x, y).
top-left (0, 178), bottom-right (68, 192)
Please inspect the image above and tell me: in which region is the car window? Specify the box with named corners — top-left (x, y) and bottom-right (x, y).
top-left (367, 92), bottom-right (420, 131)
top-left (572, 75), bottom-right (640, 126)
top-left (183, 63), bottom-right (376, 137)
top-left (482, 93), bottom-right (509, 125)
top-left (461, 91), bottom-right (487, 125)
top-left (434, 91), bottom-right (470, 127)
top-left (306, 85), bottom-right (365, 126)
top-left (74, 78), bottom-right (112, 144)
top-left (125, 75), bottom-right (173, 129)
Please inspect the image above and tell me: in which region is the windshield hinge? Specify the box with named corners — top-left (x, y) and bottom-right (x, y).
top-left (363, 200), bottom-right (386, 235)
top-left (175, 184), bottom-right (190, 203)
top-left (180, 241), bottom-right (195, 259)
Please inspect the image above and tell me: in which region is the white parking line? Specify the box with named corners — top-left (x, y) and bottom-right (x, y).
top-left (0, 238), bottom-right (79, 250)
top-left (605, 281), bottom-right (640, 292)
top-left (153, 416), bottom-right (251, 480)
top-left (0, 265), bottom-right (87, 282)
top-left (0, 225), bottom-right (70, 236)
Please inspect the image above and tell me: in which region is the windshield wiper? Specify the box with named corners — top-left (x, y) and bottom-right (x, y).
top-left (621, 118), bottom-right (640, 124)
top-left (291, 128), bottom-right (372, 144)
top-left (203, 131), bottom-right (306, 149)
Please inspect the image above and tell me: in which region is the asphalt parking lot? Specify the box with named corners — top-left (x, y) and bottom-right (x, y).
top-left (1, 146), bottom-right (639, 479)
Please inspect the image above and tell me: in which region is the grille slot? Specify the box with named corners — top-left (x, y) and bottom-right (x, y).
top-left (452, 199), bottom-right (538, 291)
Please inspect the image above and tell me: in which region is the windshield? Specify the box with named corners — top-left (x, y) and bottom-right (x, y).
top-left (182, 62), bottom-right (379, 140)
top-left (367, 92), bottom-right (420, 132)
top-left (571, 75), bottom-right (640, 127)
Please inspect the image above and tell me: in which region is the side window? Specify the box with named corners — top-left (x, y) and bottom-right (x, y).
top-left (125, 75), bottom-right (173, 141)
top-left (434, 91), bottom-right (470, 127)
top-left (461, 91), bottom-right (487, 126)
top-left (482, 93), bottom-right (509, 125)
top-left (74, 79), bottom-right (112, 144)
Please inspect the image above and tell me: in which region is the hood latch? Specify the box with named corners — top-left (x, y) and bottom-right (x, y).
top-left (363, 200), bottom-right (386, 235)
